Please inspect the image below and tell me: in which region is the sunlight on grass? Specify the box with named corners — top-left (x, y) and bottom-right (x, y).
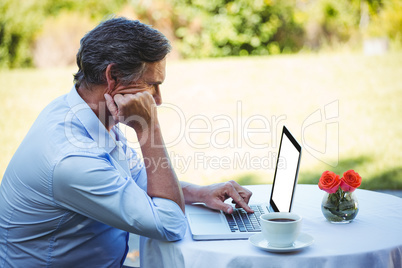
top-left (1, 52), bottom-right (401, 189)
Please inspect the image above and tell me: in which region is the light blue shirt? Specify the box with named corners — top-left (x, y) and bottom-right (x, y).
top-left (0, 87), bottom-right (186, 267)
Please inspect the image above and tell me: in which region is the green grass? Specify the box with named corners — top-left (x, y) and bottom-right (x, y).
top-left (1, 52), bottom-right (402, 189)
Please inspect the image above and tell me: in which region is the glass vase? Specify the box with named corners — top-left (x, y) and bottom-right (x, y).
top-left (321, 189), bottom-right (359, 223)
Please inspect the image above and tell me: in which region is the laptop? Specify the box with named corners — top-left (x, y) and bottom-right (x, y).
top-left (185, 126), bottom-right (302, 240)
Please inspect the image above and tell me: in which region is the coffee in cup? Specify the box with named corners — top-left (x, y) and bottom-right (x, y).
top-left (260, 212), bottom-right (302, 248)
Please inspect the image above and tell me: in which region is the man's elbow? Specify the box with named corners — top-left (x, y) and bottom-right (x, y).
top-left (162, 220), bottom-right (187, 242)
top-left (151, 197), bottom-right (188, 241)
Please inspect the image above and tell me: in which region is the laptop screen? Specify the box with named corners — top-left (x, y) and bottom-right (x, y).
top-left (270, 126), bottom-right (302, 212)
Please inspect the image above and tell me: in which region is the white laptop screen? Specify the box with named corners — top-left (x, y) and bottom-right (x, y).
top-left (270, 127), bottom-right (301, 212)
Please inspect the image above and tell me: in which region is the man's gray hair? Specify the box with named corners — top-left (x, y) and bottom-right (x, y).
top-left (74, 17), bottom-right (171, 89)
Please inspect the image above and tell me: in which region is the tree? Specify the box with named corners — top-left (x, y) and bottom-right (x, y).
top-left (171, 0), bottom-right (305, 57)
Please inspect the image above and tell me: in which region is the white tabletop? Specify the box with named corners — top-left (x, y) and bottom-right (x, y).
top-left (140, 184), bottom-right (402, 268)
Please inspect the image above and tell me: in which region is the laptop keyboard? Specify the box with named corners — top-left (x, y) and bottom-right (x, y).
top-left (224, 205), bottom-right (266, 232)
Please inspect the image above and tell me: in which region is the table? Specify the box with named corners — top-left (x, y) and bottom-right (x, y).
top-left (138, 184), bottom-right (402, 268)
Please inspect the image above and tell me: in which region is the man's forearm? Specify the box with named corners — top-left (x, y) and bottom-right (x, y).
top-left (137, 124), bottom-right (185, 212)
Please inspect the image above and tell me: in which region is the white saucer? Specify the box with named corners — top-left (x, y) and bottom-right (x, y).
top-left (249, 233), bottom-right (314, 253)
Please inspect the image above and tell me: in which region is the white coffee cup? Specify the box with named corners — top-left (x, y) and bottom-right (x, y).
top-left (260, 212), bottom-right (302, 248)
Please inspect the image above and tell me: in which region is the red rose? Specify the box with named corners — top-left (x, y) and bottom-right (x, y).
top-left (340, 170), bottom-right (362, 192)
top-left (318, 171), bottom-right (341, 194)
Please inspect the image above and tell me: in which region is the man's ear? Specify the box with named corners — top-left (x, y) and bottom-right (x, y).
top-left (105, 63), bottom-right (117, 93)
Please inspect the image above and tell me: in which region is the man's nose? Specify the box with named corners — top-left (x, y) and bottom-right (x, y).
top-left (153, 92), bottom-right (162, 106)
top-left (154, 96), bottom-right (162, 105)
top-left (153, 86), bottom-right (162, 106)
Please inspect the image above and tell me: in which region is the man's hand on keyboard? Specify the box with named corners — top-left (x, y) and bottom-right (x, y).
top-left (200, 180), bottom-right (253, 214)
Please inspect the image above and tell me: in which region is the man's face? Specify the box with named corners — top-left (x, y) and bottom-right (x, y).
top-left (111, 58), bottom-right (166, 106)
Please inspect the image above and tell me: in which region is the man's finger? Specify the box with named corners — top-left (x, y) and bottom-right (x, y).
top-left (210, 199), bottom-right (234, 214)
top-left (112, 93), bottom-right (126, 107)
top-left (229, 180), bottom-right (253, 205)
top-left (104, 93), bottom-right (119, 122)
top-left (226, 184), bottom-right (254, 213)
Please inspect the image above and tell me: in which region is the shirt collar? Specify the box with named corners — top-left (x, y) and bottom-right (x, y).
top-left (66, 86), bottom-right (121, 153)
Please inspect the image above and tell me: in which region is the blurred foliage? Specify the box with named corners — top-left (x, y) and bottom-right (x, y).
top-left (43, 0), bottom-right (126, 18)
top-left (0, 0), bottom-right (125, 68)
top-left (0, 0), bottom-right (46, 68)
top-left (301, 0), bottom-right (361, 49)
top-left (1, 0), bottom-right (402, 67)
top-left (32, 11), bottom-right (95, 68)
top-left (367, 0), bottom-right (402, 39)
top-left (170, 0), bottom-right (304, 57)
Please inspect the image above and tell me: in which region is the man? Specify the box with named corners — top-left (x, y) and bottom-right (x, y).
top-left (0, 17), bottom-right (253, 267)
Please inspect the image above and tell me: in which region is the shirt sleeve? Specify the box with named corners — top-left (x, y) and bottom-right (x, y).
top-left (126, 147), bottom-right (147, 191)
top-left (52, 153), bottom-right (187, 241)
